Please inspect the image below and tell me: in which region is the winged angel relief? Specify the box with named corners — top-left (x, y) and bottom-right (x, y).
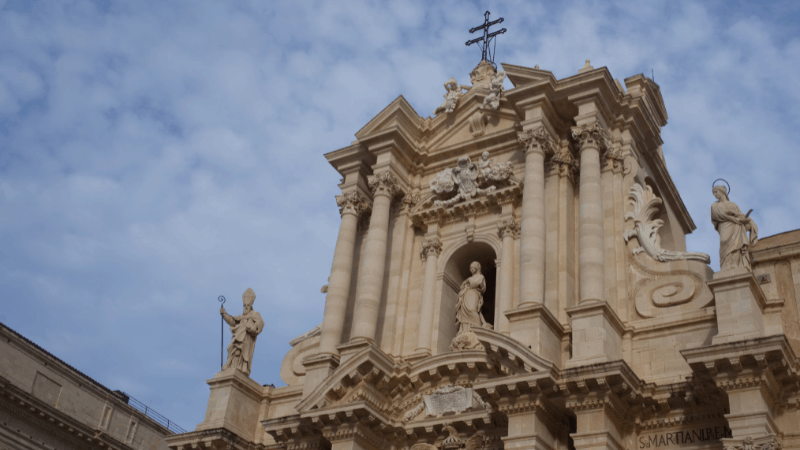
top-left (430, 154), bottom-right (513, 208)
top-left (411, 426), bottom-right (484, 450)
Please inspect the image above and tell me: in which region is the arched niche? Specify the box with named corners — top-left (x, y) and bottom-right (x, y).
top-left (437, 241), bottom-right (497, 354)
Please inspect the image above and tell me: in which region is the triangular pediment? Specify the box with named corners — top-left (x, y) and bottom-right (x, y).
top-left (355, 95), bottom-right (425, 144)
top-left (295, 329), bottom-right (559, 426)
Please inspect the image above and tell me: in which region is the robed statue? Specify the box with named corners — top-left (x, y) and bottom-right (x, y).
top-left (711, 184), bottom-right (758, 271)
top-left (220, 288), bottom-right (264, 376)
top-left (455, 261), bottom-right (492, 333)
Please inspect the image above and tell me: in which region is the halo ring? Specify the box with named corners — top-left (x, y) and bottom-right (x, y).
top-left (712, 178), bottom-right (730, 195)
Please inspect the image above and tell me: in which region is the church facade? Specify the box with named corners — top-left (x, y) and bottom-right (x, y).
top-left (166, 60), bottom-right (800, 450)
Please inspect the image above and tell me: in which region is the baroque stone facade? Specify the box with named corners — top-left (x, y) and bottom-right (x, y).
top-left (166, 61), bottom-right (800, 450)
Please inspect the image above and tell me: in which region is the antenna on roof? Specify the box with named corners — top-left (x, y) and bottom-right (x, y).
top-left (652, 68), bottom-right (655, 82)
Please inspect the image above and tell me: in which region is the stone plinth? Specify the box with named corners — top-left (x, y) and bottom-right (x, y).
top-left (709, 269), bottom-right (767, 344)
top-left (505, 303), bottom-right (563, 366)
top-left (301, 353), bottom-right (339, 398)
top-left (565, 302), bottom-right (623, 368)
top-left (196, 368), bottom-right (265, 442)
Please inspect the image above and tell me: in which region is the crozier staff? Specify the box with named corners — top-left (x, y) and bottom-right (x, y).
top-left (711, 182), bottom-right (758, 271)
top-left (220, 288), bottom-right (264, 376)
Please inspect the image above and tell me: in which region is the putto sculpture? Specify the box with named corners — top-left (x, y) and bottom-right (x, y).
top-left (711, 181), bottom-right (758, 271)
top-left (430, 155), bottom-right (512, 208)
top-left (434, 77), bottom-right (471, 115)
top-left (480, 70), bottom-right (505, 110)
top-left (220, 288), bottom-right (264, 376)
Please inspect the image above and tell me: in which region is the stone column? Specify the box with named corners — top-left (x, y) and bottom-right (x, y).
top-left (573, 123), bottom-right (608, 304)
top-left (318, 192), bottom-right (369, 355)
top-left (350, 172), bottom-right (401, 342)
top-left (516, 128), bottom-right (554, 306)
top-left (565, 122), bottom-right (623, 368)
top-left (496, 219), bottom-right (519, 334)
top-left (415, 237), bottom-right (442, 354)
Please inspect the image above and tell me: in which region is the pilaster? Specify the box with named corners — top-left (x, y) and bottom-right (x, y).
top-left (709, 270), bottom-right (768, 345)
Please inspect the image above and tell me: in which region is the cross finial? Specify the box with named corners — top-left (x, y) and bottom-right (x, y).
top-left (466, 11), bottom-right (506, 67)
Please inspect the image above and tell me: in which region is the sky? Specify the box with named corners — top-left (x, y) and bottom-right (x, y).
top-left (2, 0), bottom-right (800, 432)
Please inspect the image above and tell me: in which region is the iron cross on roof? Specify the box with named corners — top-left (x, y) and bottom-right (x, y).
top-left (465, 11), bottom-right (507, 67)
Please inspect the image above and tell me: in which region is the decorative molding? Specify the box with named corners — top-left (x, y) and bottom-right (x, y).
top-left (497, 219), bottom-right (519, 239)
top-left (548, 149), bottom-right (578, 181)
top-left (469, 112), bottom-right (488, 137)
top-left (624, 183), bottom-right (711, 263)
top-left (517, 127), bottom-right (555, 157)
top-left (336, 191), bottom-right (371, 218)
top-left (368, 172), bottom-right (403, 198)
top-left (571, 123), bottom-right (610, 153)
top-left (420, 237), bottom-right (443, 261)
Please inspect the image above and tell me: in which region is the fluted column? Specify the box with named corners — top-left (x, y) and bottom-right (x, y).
top-left (318, 192), bottom-right (369, 355)
top-left (415, 237), bottom-right (442, 353)
top-left (496, 219), bottom-right (519, 334)
top-left (516, 128), bottom-right (555, 306)
top-left (350, 172), bottom-right (401, 342)
top-left (572, 123), bottom-right (609, 304)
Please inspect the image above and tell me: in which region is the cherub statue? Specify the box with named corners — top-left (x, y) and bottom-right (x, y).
top-left (481, 70), bottom-right (505, 110)
top-left (477, 151), bottom-right (513, 181)
top-left (434, 77), bottom-right (471, 115)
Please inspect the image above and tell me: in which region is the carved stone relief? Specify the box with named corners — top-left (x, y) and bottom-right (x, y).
top-left (430, 156), bottom-right (512, 208)
top-left (624, 183), bottom-right (711, 263)
top-left (434, 77), bottom-right (471, 115)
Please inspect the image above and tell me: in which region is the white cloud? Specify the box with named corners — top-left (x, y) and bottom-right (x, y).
top-left (1, 0), bottom-right (799, 429)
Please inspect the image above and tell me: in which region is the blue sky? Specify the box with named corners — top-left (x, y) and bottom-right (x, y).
top-left (2, 0), bottom-right (799, 431)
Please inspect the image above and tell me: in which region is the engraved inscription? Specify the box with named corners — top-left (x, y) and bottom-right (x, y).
top-left (638, 426), bottom-right (732, 448)
top-left (423, 385), bottom-right (473, 416)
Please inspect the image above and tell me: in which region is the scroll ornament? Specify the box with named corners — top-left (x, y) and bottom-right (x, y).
top-left (623, 183), bottom-right (710, 263)
top-left (430, 155), bottom-right (513, 208)
top-left (411, 426), bottom-right (484, 450)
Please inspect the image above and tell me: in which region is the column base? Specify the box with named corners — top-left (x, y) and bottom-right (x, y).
top-left (708, 271), bottom-right (767, 344)
top-left (565, 302), bottom-right (623, 369)
top-left (195, 368), bottom-right (264, 441)
top-left (505, 303), bottom-right (564, 366)
top-left (301, 352), bottom-right (340, 398)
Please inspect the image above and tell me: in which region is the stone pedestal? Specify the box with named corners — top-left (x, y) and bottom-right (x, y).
top-left (196, 369), bottom-right (264, 441)
top-left (501, 397), bottom-right (562, 450)
top-left (709, 269), bottom-right (767, 345)
top-left (505, 303), bottom-right (563, 366)
top-left (565, 302), bottom-right (623, 368)
top-left (300, 353), bottom-right (339, 398)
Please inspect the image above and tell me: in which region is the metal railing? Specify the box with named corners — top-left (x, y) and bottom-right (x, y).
top-left (119, 391), bottom-right (187, 434)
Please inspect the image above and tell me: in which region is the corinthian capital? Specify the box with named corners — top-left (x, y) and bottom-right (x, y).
top-left (517, 127), bottom-right (555, 156)
top-left (497, 219), bottom-right (520, 239)
top-left (420, 237), bottom-right (443, 261)
top-left (335, 191), bottom-right (370, 217)
top-left (367, 172), bottom-right (402, 198)
top-left (550, 149), bottom-right (579, 181)
top-left (571, 123), bottom-right (610, 152)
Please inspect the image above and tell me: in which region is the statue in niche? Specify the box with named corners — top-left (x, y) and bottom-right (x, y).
top-left (434, 77), bottom-right (471, 115)
top-left (455, 262), bottom-right (492, 333)
top-left (430, 155), bottom-right (512, 208)
top-left (711, 184), bottom-right (758, 271)
top-left (220, 288), bottom-right (264, 376)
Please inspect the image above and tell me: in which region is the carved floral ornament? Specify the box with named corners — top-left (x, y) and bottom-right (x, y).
top-left (496, 219), bottom-right (519, 239)
top-left (623, 183), bottom-right (710, 263)
top-left (335, 191), bottom-right (370, 217)
top-left (420, 237), bottom-right (443, 261)
top-left (368, 172), bottom-right (403, 198)
top-left (517, 127), bottom-right (555, 156)
top-left (571, 122), bottom-right (610, 152)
